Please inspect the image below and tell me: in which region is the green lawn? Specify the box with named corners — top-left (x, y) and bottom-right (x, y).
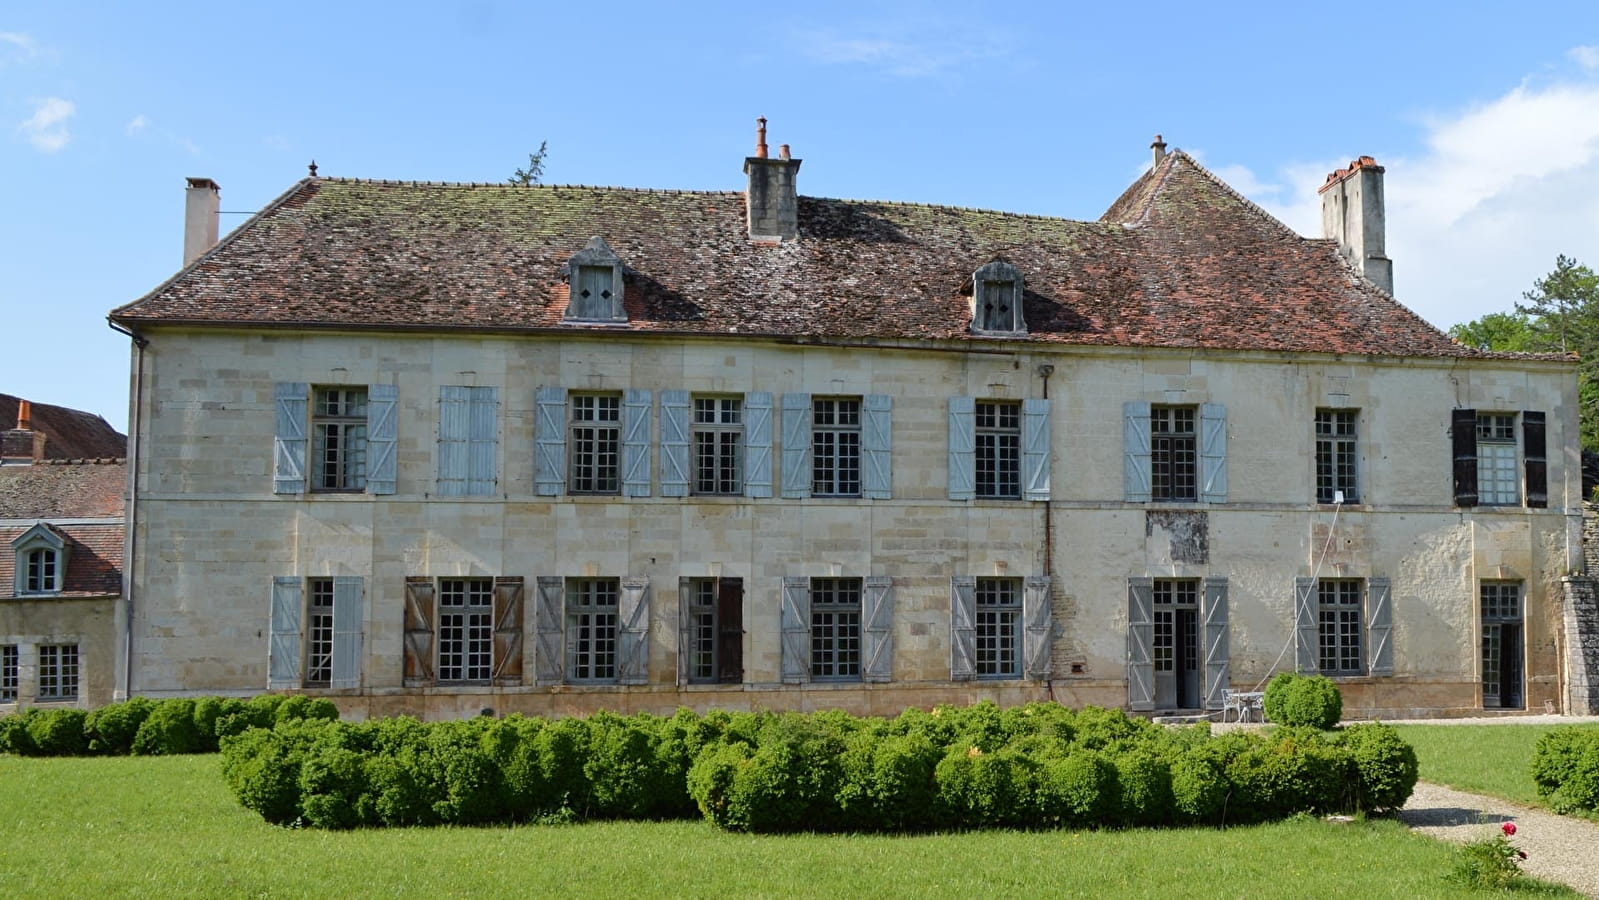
top-left (0, 754), bottom-right (1576, 898)
top-left (1389, 724), bottom-right (1599, 810)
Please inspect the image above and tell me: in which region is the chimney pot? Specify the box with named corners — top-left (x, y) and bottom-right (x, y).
top-left (17, 399), bottom-right (31, 430)
top-left (183, 177), bottom-right (222, 266)
top-left (2, 399), bottom-right (45, 464)
top-left (779, 144), bottom-right (791, 161)
top-left (744, 120), bottom-right (802, 242)
top-left (755, 117), bottom-right (769, 159)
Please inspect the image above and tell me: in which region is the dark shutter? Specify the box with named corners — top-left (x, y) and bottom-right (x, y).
top-left (492, 576), bottom-right (524, 686)
top-left (403, 577), bottom-right (435, 686)
top-left (717, 577), bottom-right (744, 684)
top-left (1452, 408), bottom-right (1478, 506)
top-left (1523, 411), bottom-right (1547, 508)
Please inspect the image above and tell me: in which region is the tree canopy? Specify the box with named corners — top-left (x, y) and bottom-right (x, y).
top-left (508, 141), bottom-right (548, 186)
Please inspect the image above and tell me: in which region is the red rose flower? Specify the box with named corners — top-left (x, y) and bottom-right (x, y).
top-left (1502, 822), bottom-right (1517, 836)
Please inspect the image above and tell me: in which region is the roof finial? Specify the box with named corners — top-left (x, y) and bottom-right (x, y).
top-left (1151, 134), bottom-right (1168, 168)
top-left (755, 117), bottom-right (769, 159)
top-left (308, 159), bottom-right (319, 177)
top-left (17, 399), bottom-right (31, 430)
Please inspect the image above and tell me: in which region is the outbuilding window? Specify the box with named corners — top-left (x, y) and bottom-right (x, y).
top-left (971, 260), bottom-right (1026, 334)
top-left (563, 236), bottom-right (627, 323)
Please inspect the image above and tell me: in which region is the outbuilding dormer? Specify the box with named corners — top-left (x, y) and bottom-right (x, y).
top-left (970, 260), bottom-right (1026, 334)
top-left (562, 236), bottom-right (627, 323)
top-left (12, 522), bottom-right (69, 596)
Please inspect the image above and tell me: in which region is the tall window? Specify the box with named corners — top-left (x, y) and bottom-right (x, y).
top-left (37, 644), bottom-right (78, 701)
top-left (810, 577), bottom-right (861, 680)
top-left (438, 578), bottom-right (493, 683)
top-left (1152, 579), bottom-right (1199, 676)
top-left (1, 645), bottom-right (16, 702)
top-left (1318, 580), bottom-right (1363, 675)
top-left (1151, 406), bottom-right (1197, 501)
top-left (813, 398), bottom-right (862, 497)
top-left (1481, 582), bottom-right (1524, 709)
top-left (1315, 409), bottom-right (1359, 503)
top-left (304, 579), bottom-right (335, 688)
top-left (693, 397), bottom-right (742, 495)
top-left (570, 394), bottom-right (621, 493)
top-left (976, 401), bottom-right (1022, 499)
top-left (1477, 414), bottom-right (1519, 505)
top-left (686, 579), bottom-right (718, 682)
top-left (22, 548), bottom-right (61, 594)
top-left (568, 578), bottom-right (619, 682)
top-left (312, 387), bottom-right (368, 491)
top-left (974, 578), bottom-right (1021, 677)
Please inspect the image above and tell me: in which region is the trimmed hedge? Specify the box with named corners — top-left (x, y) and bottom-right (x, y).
top-left (217, 702), bottom-right (1419, 832)
top-left (1530, 725), bottom-right (1599, 814)
top-left (1262, 672), bottom-right (1344, 730)
top-left (0, 694), bottom-right (339, 757)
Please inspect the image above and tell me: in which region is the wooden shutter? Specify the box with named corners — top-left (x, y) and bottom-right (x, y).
top-left (331, 576), bottom-right (363, 689)
top-left (1023, 398), bottom-right (1051, 502)
top-left (1295, 576), bottom-right (1318, 674)
top-left (717, 577), bottom-right (744, 683)
top-left (623, 389), bottom-right (653, 497)
top-left (534, 386), bottom-right (567, 496)
top-left (659, 390), bottom-right (689, 497)
top-left (862, 395), bottom-right (893, 499)
top-left (1367, 576), bottom-right (1393, 676)
top-left (1202, 577), bottom-right (1229, 710)
top-left (467, 386), bottom-right (498, 496)
top-left (492, 576), bottom-right (524, 685)
top-left (950, 576), bottom-right (977, 680)
top-left (947, 397), bottom-right (975, 501)
top-left (403, 576), bottom-right (435, 686)
top-left (780, 576), bottom-right (810, 683)
top-left (273, 382), bottom-right (308, 494)
top-left (438, 385), bottom-right (470, 495)
top-left (862, 576), bottom-right (894, 682)
top-left (269, 576), bottom-right (302, 689)
top-left (675, 578), bottom-right (692, 686)
top-left (367, 383), bottom-right (398, 495)
top-left (1023, 575), bottom-right (1052, 680)
top-left (1124, 401), bottom-right (1152, 503)
top-left (534, 576), bottom-right (564, 684)
top-left (1523, 411), bottom-right (1547, 508)
top-left (1452, 408), bottom-right (1478, 507)
top-left (1126, 577), bottom-right (1154, 711)
top-left (1199, 402), bottom-right (1227, 503)
top-left (618, 577), bottom-right (650, 685)
top-left (780, 394), bottom-right (812, 499)
top-left (744, 392), bottom-right (773, 498)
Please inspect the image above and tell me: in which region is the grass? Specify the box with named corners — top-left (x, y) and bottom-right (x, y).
top-left (0, 754), bottom-right (1578, 898)
top-left (1389, 724), bottom-right (1599, 811)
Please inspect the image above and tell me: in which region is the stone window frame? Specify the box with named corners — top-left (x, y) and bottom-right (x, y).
top-left (11, 523), bottom-right (69, 597)
top-left (437, 577), bottom-right (495, 685)
top-left (1151, 405), bottom-right (1198, 502)
top-left (311, 386), bottom-right (370, 493)
top-left (568, 392), bottom-right (624, 494)
top-left (561, 236), bottom-right (628, 323)
top-left (970, 260), bottom-right (1026, 334)
top-left (303, 578), bottom-right (336, 688)
top-left (36, 642), bottom-right (79, 702)
top-left (812, 397), bottom-right (863, 498)
top-left (1317, 578), bottom-right (1364, 676)
top-left (1315, 409), bottom-right (1360, 504)
top-left (975, 400), bottom-right (1023, 500)
top-left (691, 395), bottom-right (744, 496)
top-left (810, 576), bottom-right (863, 681)
top-left (1, 644), bottom-right (16, 702)
top-left (567, 577), bottom-right (621, 683)
top-left (1475, 413), bottom-right (1520, 506)
top-left (973, 577), bottom-right (1022, 678)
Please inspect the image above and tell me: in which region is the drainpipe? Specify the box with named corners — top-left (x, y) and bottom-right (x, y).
top-left (107, 319), bottom-right (147, 700)
top-left (1037, 363), bottom-right (1056, 702)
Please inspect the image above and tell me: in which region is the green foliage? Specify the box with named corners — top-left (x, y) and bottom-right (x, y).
top-left (0, 708), bottom-right (43, 755)
top-left (133, 699), bottom-right (204, 755)
top-left (1112, 748), bottom-right (1174, 825)
top-left (1262, 672), bottom-right (1343, 729)
top-left (26, 708), bottom-right (89, 756)
top-left (85, 697), bottom-right (155, 754)
top-left (1530, 726), bottom-right (1599, 814)
top-left (1034, 749), bottom-right (1115, 826)
top-left (1448, 311), bottom-right (1537, 352)
top-left (1450, 831), bottom-right (1527, 891)
top-left (1337, 723), bottom-right (1419, 811)
top-left (508, 140), bottom-right (548, 186)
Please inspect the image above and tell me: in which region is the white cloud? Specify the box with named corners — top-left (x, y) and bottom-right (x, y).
top-left (0, 31), bottom-right (40, 65)
top-left (126, 114), bottom-right (148, 136)
top-left (1571, 45), bottom-right (1599, 72)
top-left (18, 97), bottom-right (74, 152)
top-left (792, 20), bottom-right (1011, 78)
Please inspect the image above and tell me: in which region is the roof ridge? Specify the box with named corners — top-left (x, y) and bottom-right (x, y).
top-left (315, 177), bottom-right (738, 197)
top-left (1164, 150), bottom-right (1302, 239)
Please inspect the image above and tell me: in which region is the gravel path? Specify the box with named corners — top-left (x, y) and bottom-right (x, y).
top-left (1399, 781), bottom-right (1599, 898)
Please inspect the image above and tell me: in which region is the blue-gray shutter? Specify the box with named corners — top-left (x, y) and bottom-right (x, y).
top-left (438, 386), bottom-right (470, 496)
top-left (269, 576), bottom-right (302, 689)
top-left (367, 383), bottom-right (398, 495)
top-left (744, 391), bottom-right (773, 498)
top-left (676, 578), bottom-right (693, 686)
top-left (780, 394), bottom-right (812, 499)
top-left (862, 394), bottom-right (892, 499)
top-left (1023, 575), bottom-right (1052, 680)
top-left (1200, 402), bottom-right (1227, 503)
top-left (467, 387), bottom-right (498, 496)
top-left (781, 576), bottom-right (810, 683)
top-left (659, 390), bottom-right (690, 497)
top-left (1023, 398), bottom-right (1051, 502)
top-left (331, 576), bottom-right (363, 689)
top-left (534, 386), bottom-right (567, 496)
top-left (273, 383), bottom-right (308, 494)
top-left (1124, 401), bottom-right (1152, 503)
top-left (1295, 576), bottom-right (1319, 674)
top-left (618, 577), bottom-right (650, 684)
top-left (1202, 577), bottom-right (1229, 710)
top-left (1127, 577), bottom-right (1154, 710)
top-left (862, 576), bottom-right (894, 682)
top-left (534, 575), bottom-right (564, 684)
top-left (1367, 576), bottom-right (1393, 676)
top-left (948, 397), bottom-right (976, 501)
top-left (950, 576), bottom-right (977, 680)
top-left (623, 389), bottom-right (653, 497)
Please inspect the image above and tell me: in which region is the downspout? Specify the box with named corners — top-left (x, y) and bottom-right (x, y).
top-left (108, 319), bottom-right (147, 700)
top-left (1037, 363), bottom-right (1055, 701)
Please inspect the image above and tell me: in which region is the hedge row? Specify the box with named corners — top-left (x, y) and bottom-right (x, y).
top-left (1530, 726), bottom-right (1599, 814)
top-left (218, 702), bottom-right (1418, 832)
top-left (0, 695), bottom-right (339, 757)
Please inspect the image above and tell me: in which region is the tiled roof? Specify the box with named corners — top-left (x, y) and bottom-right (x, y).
top-left (111, 151), bottom-right (1546, 360)
top-left (0, 458), bottom-right (125, 519)
top-left (0, 522), bottom-right (122, 597)
top-left (0, 394), bottom-right (127, 460)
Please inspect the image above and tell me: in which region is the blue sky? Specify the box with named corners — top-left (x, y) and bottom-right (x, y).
top-left (4, 2), bottom-right (1599, 432)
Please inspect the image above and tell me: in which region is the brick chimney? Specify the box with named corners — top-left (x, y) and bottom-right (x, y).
top-left (184, 177), bottom-right (221, 266)
top-left (1318, 156), bottom-right (1393, 294)
top-left (743, 118), bottom-right (802, 242)
top-left (2, 400), bottom-right (45, 464)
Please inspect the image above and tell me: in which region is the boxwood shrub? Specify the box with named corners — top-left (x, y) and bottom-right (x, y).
top-left (1530, 725), bottom-right (1599, 814)
top-left (0, 694), bottom-right (341, 758)
top-left (1262, 672), bottom-right (1344, 730)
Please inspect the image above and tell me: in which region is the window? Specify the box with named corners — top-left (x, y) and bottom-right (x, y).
top-left (438, 578), bottom-right (494, 683)
top-left (1481, 582), bottom-right (1524, 709)
top-left (438, 386), bottom-right (498, 496)
top-left (37, 643), bottom-right (78, 701)
top-left (569, 394), bottom-right (622, 493)
top-left (812, 398), bottom-right (861, 497)
top-left (974, 578), bottom-right (1021, 677)
top-left (682, 577), bottom-right (743, 683)
top-left (304, 579), bottom-right (335, 687)
top-left (568, 578), bottom-right (620, 682)
top-left (22, 548), bottom-right (61, 594)
top-left (11, 523), bottom-right (69, 596)
top-left (1315, 409), bottom-right (1359, 503)
top-left (970, 260), bottom-right (1026, 334)
top-left (1476, 414), bottom-right (1518, 505)
top-left (1451, 408), bottom-right (1546, 508)
top-left (1152, 580), bottom-right (1198, 676)
top-left (402, 576), bottom-right (523, 688)
top-left (693, 397), bottom-right (743, 495)
top-left (810, 577), bottom-right (862, 680)
top-left (312, 387), bottom-right (368, 491)
top-left (1318, 579), bottom-right (1363, 675)
top-left (1151, 405), bottom-right (1197, 502)
top-left (976, 401), bottom-right (1022, 499)
top-left (562, 236), bottom-right (627, 322)
top-left (1, 644), bottom-right (16, 702)
top-left (271, 576), bottom-right (365, 690)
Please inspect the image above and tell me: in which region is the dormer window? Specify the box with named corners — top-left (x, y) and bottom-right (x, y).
top-left (563, 236), bottom-right (627, 323)
top-left (971, 260), bottom-right (1026, 334)
top-left (12, 523), bottom-right (69, 596)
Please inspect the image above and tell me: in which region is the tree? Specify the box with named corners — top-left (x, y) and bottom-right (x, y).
top-left (1447, 311), bottom-right (1536, 352)
top-left (1516, 254), bottom-right (1599, 354)
top-left (508, 141), bottom-right (549, 186)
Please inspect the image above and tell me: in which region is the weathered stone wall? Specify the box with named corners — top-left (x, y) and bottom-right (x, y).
top-left (0, 596), bottom-right (118, 709)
